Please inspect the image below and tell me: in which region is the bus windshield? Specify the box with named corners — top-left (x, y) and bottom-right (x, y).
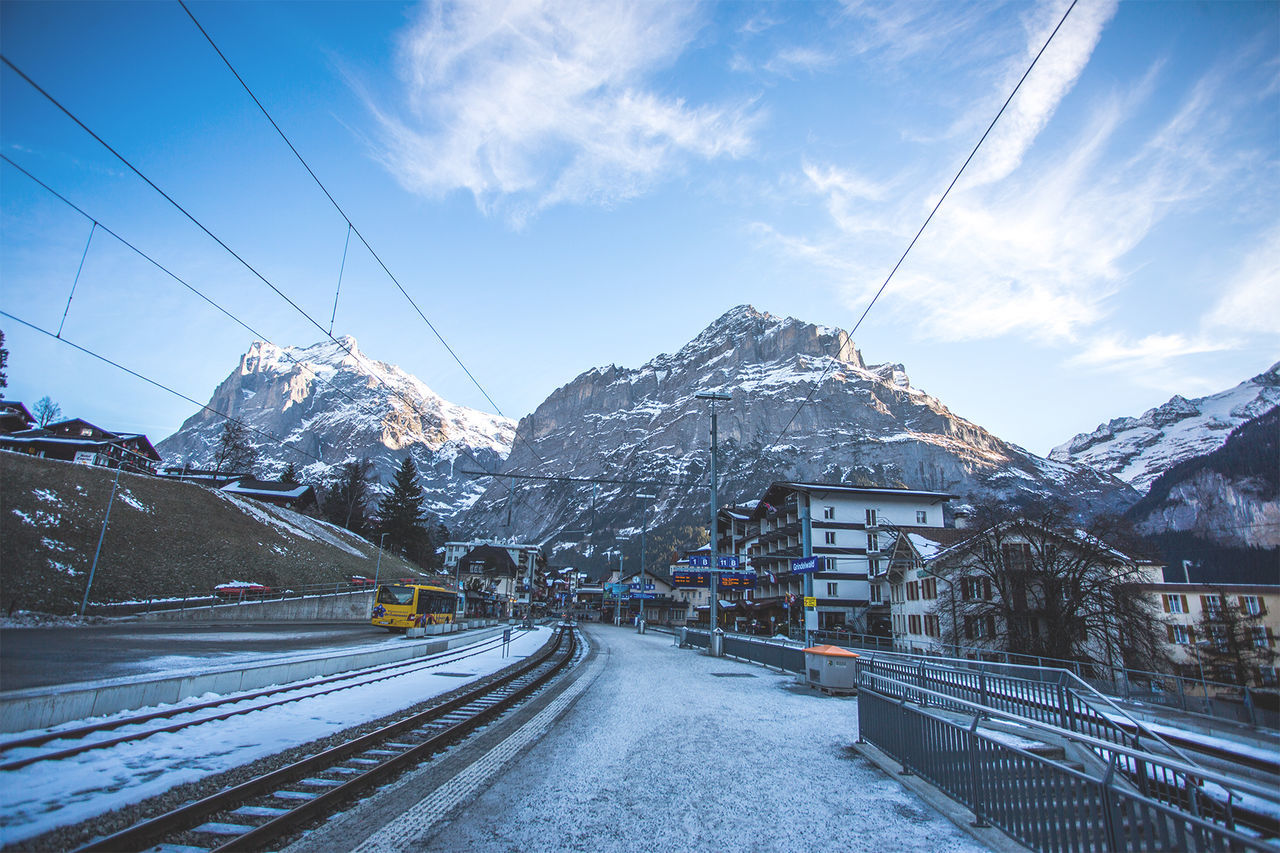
top-left (377, 585), bottom-right (415, 606)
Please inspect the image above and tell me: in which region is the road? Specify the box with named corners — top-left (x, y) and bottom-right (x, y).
top-left (0, 621), bottom-right (387, 690)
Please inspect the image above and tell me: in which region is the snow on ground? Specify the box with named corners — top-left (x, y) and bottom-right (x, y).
top-left (417, 625), bottom-right (987, 853)
top-left (0, 628), bottom-right (550, 845)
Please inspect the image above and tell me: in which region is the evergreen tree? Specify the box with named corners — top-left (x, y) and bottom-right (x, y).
top-left (324, 458), bottom-right (373, 534)
top-left (0, 329), bottom-right (7, 396)
top-left (212, 420), bottom-right (258, 476)
top-left (279, 461), bottom-right (301, 485)
top-left (376, 457), bottom-right (430, 565)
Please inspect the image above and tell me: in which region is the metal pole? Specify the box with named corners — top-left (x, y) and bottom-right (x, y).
top-left (80, 464), bottom-right (122, 618)
top-left (373, 532), bottom-right (387, 587)
top-left (801, 493), bottom-right (813, 647)
top-left (615, 551), bottom-right (623, 626)
top-left (637, 493), bottom-right (655, 628)
top-left (696, 391), bottom-right (730, 653)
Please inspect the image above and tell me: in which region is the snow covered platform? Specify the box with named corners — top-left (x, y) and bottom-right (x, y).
top-left (286, 624), bottom-right (1008, 853)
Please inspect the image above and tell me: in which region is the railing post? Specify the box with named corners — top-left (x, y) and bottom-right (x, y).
top-left (1243, 687), bottom-right (1256, 727)
top-left (917, 660), bottom-right (928, 708)
top-left (1100, 755), bottom-right (1122, 853)
top-left (897, 697), bottom-right (913, 775)
top-left (967, 716), bottom-right (989, 827)
top-left (979, 670), bottom-right (990, 716)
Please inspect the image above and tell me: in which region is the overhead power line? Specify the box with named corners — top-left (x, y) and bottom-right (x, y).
top-left (458, 469), bottom-right (706, 490)
top-left (762, 0), bottom-right (1081, 456)
top-left (0, 54), bottom-right (517, 502)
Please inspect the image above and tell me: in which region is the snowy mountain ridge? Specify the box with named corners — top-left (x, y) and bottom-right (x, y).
top-left (156, 337), bottom-right (516, 518)
top-left (462, 305), bottom-right (1136, 558)
top-left (1049, 362), bottom-right (1280, 493)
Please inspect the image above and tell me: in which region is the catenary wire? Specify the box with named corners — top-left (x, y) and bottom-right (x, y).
top-left (0, 310), bottom-right (324, 465)
top-left (0, 54), bottom-right (518, 502)
top-left (762, 0), bottom-right (1080, 456)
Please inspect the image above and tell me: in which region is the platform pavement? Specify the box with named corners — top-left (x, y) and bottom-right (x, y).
top-left (287, 623), bottom-right (1020, 853)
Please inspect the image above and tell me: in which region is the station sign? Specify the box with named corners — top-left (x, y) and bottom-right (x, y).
top-left (632, 593), bottom-right (655, 599)
top-left (687, 555), bottom-right (740, 569)
top-left (671, 569), bottom-right (709, 587)
top-left (671, 570), bottom-right (756, 590)
top-left (716, 572), bottom-right (756, 589)
top-left (630, 583), bottom-right (656, 590)
top-left (790, 556), bottom-right (825, 574)
top-left (804, 596), bottom-right (817, 608)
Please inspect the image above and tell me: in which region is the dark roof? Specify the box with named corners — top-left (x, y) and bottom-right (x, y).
top-left (0, 401), bottom-right (35, 431)
top-left (461, 544), bottom-right (519, 574)
top-left (752, 482), bottom-right (956, 519)
top-left (221, 478), bottom-right (316, 501)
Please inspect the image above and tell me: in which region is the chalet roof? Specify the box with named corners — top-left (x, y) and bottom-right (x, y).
top-left (0, 401), bottom-right (35, 431)
top-left (221, 478), bottom-right (315, 500)
top-left (925, 520), bottom-right (1141, 566)
top-left (460, 544), bottom-right (519, 574)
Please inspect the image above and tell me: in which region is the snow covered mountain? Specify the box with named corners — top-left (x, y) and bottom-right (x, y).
top-left (1049, 363), bottom-right (1280, 493)
top-left (156, 337), bottom-right (516, 518)
top-left (460, 306), bottom-right (1136, 561)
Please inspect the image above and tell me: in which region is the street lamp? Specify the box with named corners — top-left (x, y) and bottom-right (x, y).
top-left (696, 391), bottom-right (731, 653)
top-left (80, 464), bottom-right (123, 618)
top-left (636, 493), bottom-right (656, 629)
top-left (373, 532), bottom-right (388, 589)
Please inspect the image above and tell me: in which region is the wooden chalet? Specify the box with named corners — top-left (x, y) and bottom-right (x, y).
top-left (0, 417), bottom-right (162, 473)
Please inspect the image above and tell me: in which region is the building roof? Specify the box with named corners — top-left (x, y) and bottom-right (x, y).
top-left (221, 478), bottom-right (316, 500)
top-left (752, 482), bottom-right (956, 518)
top-left (460, 544), bottom-right (520, 574)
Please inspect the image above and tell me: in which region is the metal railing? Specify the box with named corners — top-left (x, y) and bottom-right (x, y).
top-left (852, 653), bottom-right (1199, 773)
top-left (817, 628), bottom-right (1279, 731)
top-left (858, 671), bottom-right (1279, 852)
top-left (679, 629), bottom-right (807, 673)
top-left (83, 579), bottom-right (421, 618)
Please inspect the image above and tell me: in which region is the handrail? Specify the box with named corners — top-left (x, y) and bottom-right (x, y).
top-left (858, 670), bottom-right (1277, 806)
top-left (855, 648), bottom-right (1204, 772)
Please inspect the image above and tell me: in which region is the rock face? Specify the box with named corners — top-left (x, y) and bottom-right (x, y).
top-left (156, 337), bottom-right (516, 518)
top-left (1125, 406), bottom-right (1280, 550)
top-left (459, 306), bottom-right (1137, 562)
top-left (1050, 363), bottom-right (1280, 493)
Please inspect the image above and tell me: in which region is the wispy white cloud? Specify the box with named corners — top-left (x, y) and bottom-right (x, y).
top-left (1205, 225), bottom-right (1280, 336)
top-left (1068, 332), bottom-right (1228, 373)
top-left (368, 0), bottom-right (757, 223)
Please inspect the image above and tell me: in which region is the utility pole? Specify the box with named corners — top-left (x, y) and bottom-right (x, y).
top-left (637, 493), bottom-right (655, 628)
top-left (615, 550), bottom-right (624, 626)
top-left (696, 391), bottom-right (731, 653)
top-left (80, 464), bottom-right (123, 618)
top-left (801, 493), bottom-right (814, 648)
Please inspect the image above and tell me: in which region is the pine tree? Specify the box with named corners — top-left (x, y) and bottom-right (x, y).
top-left (376, 457), bottom-right (430, 565)
top-left (279, 461), bottom-right (301, 485)
top-left (324, 459), bottom-right (373, 534)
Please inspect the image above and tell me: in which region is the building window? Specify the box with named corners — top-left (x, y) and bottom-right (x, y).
top-left (922, 577), bottom-right (937, 600)
top-left (867, 532), bottom-right (878, 551)
top-left (866, 508), bottom-right (878, 527)
top-left (870, 585), bottom-right (882, 604)
top-left (825, 531), bottom-right (837, 545)
top-left (1168, 624), bottom-right (1189, 645)
top-left (916, 510), bottom-right (927, 524)
top-left (1002, 543), bottom-right (1032, 572)
top-left (1162, 594), bottom-right (1188, 614)
top-left (868, 558), bottom-right (881, 575)
top-left (823, 505), bottom-right (835, 520)
top-left (1201, 594), bottom-right (1221, 616)
top-left (1260, 667), bottom-right (1278, 687)
top-left (906, 581), bottom-right (919, 601)
top-left (1253, 627), bottom-right (1270, 649)
top-left (1241, 595), bottom-right (1263, 616)
top-left (827, 582), bottom-right (839, 596)
top-left (924, 614), bottom-right (941, 638)
top-left (960, 577), bottom-right (992, 601)
top-left (908, 614), bottom-right (922, 635)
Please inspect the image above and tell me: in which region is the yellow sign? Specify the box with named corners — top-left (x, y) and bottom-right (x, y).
top-left (803, 596), bottom-right (817, 608)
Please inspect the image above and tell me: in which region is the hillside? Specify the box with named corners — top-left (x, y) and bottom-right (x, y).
top-left (1126, 405), bottom-right (1280, 552)
top-left (0, 452), bottom-right (426, 616)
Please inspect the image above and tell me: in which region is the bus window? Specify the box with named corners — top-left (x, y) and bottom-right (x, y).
top-left (377, 585), bottom-right (414, 606)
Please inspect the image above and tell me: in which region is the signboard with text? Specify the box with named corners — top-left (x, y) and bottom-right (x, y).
top-left (790, 556), bottom-right (825, 574)
top-left (687, 555), bottom-right (741, 569)
top-left (671, 570), bottom-right (756, 590)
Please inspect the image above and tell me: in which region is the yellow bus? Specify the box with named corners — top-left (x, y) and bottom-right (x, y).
top-left (371, 583), bottom-right (458, 631)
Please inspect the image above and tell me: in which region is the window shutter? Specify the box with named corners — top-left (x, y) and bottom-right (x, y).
top-left (1241, 596), bottom-right (1250, 614)
top-left (1162, 595), bottom-right (1170, 613)
top-left (1180, 595), bottom-right (1189, 613)
top-left (1166, 625), bottom-right (1175, 643)
top-left (1200, 595), bottom-right (1211, 611)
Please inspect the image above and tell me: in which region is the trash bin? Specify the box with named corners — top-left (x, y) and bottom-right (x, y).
top-left (637, 620), bottom-right (647, 634)
top-left (803, 645), bottom-right (860, 693)
top-left (709, 627), bottom-right (725, 657)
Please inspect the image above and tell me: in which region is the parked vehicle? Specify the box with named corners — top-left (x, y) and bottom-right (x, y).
top-left (213, 582), bottom-right (272, 600)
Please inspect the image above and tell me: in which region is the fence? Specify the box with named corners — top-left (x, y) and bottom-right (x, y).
top-left (817, 628), bottom-right (1279, 731)
top-left (679, 629), bottom-right (806, 673)
top-left (857, 672), bottom-right (1278, 852)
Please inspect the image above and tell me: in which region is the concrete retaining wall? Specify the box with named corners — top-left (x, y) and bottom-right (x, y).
top-left (136, 591), bottom-right (375, 622)
top-left (0, 625), bottom-right (508, 734)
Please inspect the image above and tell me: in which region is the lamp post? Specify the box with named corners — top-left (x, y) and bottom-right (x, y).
top-left (636, 493), bottom-right (656, 628)
top-left (696, 391), bottom-right (731, 652)
top-left (373, 532), bottom-right (388, 588)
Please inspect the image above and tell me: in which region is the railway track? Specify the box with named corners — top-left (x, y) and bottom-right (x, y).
top-left (0, 631), bottom-right (515, 772)
top-left (73, 624), bottom-right (579, 852)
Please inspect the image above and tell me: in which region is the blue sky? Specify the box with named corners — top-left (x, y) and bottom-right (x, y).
top-left (1, 0), bottom-right (1276, 458)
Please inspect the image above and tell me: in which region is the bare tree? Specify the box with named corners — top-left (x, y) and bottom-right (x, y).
top-left (212, 420), bottom-right (258, 476)
top-left (1194, 588), bottom-right (1277, 687)
top-left (937, 501), bottom-right (1168, 672)
top-left (33, 395), bottom-right (61, 427)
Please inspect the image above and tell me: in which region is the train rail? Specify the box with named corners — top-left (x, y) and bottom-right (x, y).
top-left (0, 630), bottom-right (515, 772)
top-left (74, 624), bottom-right (579, 852)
